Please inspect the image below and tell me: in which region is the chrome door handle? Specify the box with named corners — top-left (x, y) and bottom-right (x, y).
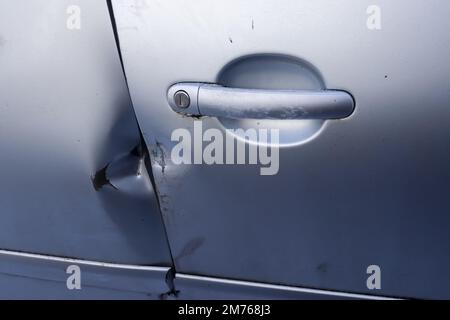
top-left (168, 83), bottom-right (355, 120)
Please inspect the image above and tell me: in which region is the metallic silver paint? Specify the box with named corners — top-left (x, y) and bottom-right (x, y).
top-left (0, 250), bottom-right (170, 300)
top-left (113, 0), bottom-right (450, 299)
top-left (0, 0), bottom-right (171, 265)
top-left (175, 274), bottom-right (397, 300)
top-left (168, 83), bottom-right (354, 120)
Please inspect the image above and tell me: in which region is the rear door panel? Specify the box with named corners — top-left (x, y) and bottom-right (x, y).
top-left (113, 0), bottom-right (450, 298)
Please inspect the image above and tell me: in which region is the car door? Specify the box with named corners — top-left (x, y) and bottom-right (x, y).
top-left (0, 0), bottom-right (172, 299)
top-left (112, 0), bottom-right (450, 299)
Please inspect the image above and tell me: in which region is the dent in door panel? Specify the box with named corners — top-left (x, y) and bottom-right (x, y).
top-left (0, 0), bottom-right (172, 266)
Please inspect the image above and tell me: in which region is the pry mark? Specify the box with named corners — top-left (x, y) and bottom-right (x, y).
top-left (159, 194), bottom-right (169, 205)
top-left (159, 267), bottom-right (180, 300)
top-left (91, 143), bottom-right (144, 191)
top-left (91, 165), bottom-right (116, 191)
top-left (151, 141), bottom-right (167, 174)
top-left (228, 37), bottom-right (233, 43)
top-left (175, 237), bottom-right (205, 266)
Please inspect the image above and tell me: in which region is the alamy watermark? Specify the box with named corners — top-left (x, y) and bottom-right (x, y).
top-left (171, 121), bottom-right (280, 176)
top-left (66, 265), bottom-right (81, 290)
top-left (366, 265), bottom-right (381, 290)
top-left (367, 5), bottom-right (382, 30)
top-left (66, 5), bottom-right (81, 30)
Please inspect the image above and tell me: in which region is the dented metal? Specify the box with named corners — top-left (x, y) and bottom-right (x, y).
top-left (0, 0), bottom-right (172, 266)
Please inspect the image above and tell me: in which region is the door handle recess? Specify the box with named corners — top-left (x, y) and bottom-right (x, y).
top-left (168, 82), bottom-right (355, 120)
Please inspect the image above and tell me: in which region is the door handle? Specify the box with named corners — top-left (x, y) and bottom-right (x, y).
top-left (168, 83), bottom-right (355, 120)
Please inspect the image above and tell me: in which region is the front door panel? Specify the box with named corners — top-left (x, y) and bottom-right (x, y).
top-left (0, 0), bottom-right (172, 266)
